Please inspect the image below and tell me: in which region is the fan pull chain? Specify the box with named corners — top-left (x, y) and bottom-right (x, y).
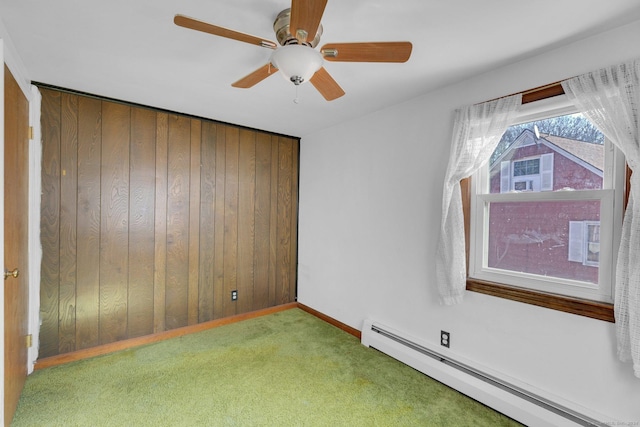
top-left (293, 84), bottom-right (300, 104)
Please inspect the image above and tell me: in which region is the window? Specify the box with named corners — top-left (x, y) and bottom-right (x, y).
top-left (501, 154), bottom-right (552, 193)
top-left (467, 94), bottom-right (625, 313)
top-left (513, 158), bottom-right (540, 176)
top-left (568, 221), bottom-right (600, 267)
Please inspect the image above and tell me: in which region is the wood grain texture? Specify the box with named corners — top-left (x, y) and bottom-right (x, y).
top-left (58, 93), bottom-right (79, 353)
top-left (76, 96), bottom-right (102, 350)
top-left (223, 127), bottom-right (240, 318)
top-left (231, 64), bottom-right (278, 89)
top-left (154, 113), bottom-right (169, 333)
top-left (269, 138), bottom-right (279, 307)
top-left (253, 133), bottom-right (273, 310)
top-left (276, 138), bottom-right (293, 304)
top-left (213, 125), bottom-right (227, 319)
top-left (174, 15), bottom-right (277, 50)
top-left (467, 279), bottom-right (614, 322)
top-left (37, 87), bottom-right (300, 356)
top-left (128, 107), bottom-right (156, 337)
top-left (289, 138), bottom-right (300, 300)
top-left (39, 89), bottom-right (62, 357)
top-left (4, 65), bottom-right (31, 426)
top-left (310, 67), bottom-right (345, 101)
top-left (198, 121), bottom-right (217, 322)
top-left (188, 119), bottom-right (201, 325)
top-left (165, 114), bottom-right (191, 329)
top-left (238, 129), bottom-right (256, 313)
top-left (290, 0), bottom-right (327, 43)
top-left (99, 101), bottom-right (130, 344)
top-left (321, 42), bottom-right (412, 63)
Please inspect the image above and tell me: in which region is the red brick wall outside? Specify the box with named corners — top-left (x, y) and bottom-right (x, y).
top-left (490, 144), bottom-right (603, 193)
top-left (486, 144), bottom-right (602, 284)
top-left (487, 200), bottom-right (599, 284)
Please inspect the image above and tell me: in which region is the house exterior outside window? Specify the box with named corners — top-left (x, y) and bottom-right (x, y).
top-left (468, 101), bottom-right (624, 304)
top-left (487, 127), bottom-right (604, 285)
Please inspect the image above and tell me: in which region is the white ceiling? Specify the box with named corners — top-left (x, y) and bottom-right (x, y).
top-left (2, 0), bottom-right (640, 137)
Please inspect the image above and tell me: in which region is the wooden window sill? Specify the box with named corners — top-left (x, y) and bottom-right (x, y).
top-left (461, 82), bottom-right (626, 324)
top-left (466, 278), bottom-right (614, 322)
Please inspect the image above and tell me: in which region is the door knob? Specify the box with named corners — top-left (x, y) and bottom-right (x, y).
top-left (4, 268), bottom-right (19, 280)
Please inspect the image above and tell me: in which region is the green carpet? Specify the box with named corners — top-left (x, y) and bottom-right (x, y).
top-left (13, 308), bottom-right (521, 426)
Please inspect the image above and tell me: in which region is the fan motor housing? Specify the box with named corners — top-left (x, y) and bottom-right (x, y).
top-left (273, 8), bottom-right (323, 47)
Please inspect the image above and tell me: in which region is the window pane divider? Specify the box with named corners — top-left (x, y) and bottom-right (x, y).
top-left (462, 178), bottom-right (616, 322)
top-left (477, 189), bottom-right (612, 203)
top-left (461, 83), bottom-right (630, 323)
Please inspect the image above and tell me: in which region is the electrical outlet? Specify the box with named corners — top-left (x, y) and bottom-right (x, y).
top-left (231, 290), bottom-right (238, 301)
top-left (440, 331), bottom-right (450, 348)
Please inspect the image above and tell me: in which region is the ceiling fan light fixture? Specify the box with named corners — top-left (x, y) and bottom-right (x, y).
top-left (270, 45), bottom-right (323, 86)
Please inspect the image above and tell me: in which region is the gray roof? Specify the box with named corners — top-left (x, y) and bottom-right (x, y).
top-left (542, 134), bottom-right (604, 172)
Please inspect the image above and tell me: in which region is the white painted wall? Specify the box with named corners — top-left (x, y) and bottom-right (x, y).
top-left (298, 19), bottom-right (640, 422)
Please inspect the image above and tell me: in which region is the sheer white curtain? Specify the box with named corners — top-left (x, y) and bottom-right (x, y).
top-left (562, 58), bottom-right (640, 378)
top-left (435, 94), bottom-right (521, 305)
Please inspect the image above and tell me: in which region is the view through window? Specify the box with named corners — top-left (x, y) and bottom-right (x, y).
top-left (469, 110), bottom-right (623, 303)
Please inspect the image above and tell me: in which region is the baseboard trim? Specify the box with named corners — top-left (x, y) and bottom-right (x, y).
top-left (35, 303), bottom-right (298, 370)
top-left (297, 303), bottom-right (362, 340)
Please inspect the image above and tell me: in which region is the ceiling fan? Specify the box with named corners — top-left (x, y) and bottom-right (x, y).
top-left (174, 0), bottom-right (412, 101)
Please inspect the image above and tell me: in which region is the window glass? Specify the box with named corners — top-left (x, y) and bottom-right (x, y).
top-left (470, 105), bottom-right (622, 303)
top-left (490, 113), bottom-right (604, 194)
top-left (487, 200), bottom-right (600, 285)
top-left (513, 159), bottom-right (540, 176)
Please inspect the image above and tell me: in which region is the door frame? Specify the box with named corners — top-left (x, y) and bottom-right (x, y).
top-left (1, 32), bottom-right (35, 424)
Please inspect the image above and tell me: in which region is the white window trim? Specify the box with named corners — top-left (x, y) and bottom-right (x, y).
top-left (583, 220), bottom-right (601, 267)
top-left (568, 220), bottom-right (601, 267)
top-left (468, 95), bottom-right (625, 304)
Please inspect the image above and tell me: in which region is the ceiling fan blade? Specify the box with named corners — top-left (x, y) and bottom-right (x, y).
top-left (174, 14), bottom-right (277, 49)
top-left (310, 67), bottom-right (345, 101)
top-left (321, 42), bottom-right (412, 63)
top-left (289, 0), bottom-right (327, 44)
top-left (232, 64), bottom-right (279, 88)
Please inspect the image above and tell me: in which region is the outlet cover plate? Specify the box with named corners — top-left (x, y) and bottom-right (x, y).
top-left (441, 331), bottom-right (450, 348)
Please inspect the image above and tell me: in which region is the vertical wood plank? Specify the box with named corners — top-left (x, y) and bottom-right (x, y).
top-left (154, 112), bottom-right (169, 333)
top-left (212, 125), bottom-right (227, 319)
top-left (237, 129), bottom-right (256, 313)
top-left (76, 96), bottom-right (102, 350)
top-left (223, 127), bottom-right (239, 318)
top-left (253, 132), bottom-right (273, 310)
top-left (37, 87), bottom-right (300, 356)
top-left (268, 137), bottom-right (279, 307)
top-left (58, 92), bottom-right (78, 354)
top-left (128, 107), bottom-right (156, 338)
top-left (99, 100), bottom-right (130, 344)
top-left (198, 121), bottom-right (217, 322)
top-left (165, 114), bottom-right (191, 329)
top-left (39, 89), bottom-right (61, 358)
top-left (188, 119), bottom-right (201, 325)
top-left (289, 138), bottom-right (300, 300)
top-left (276, 137), bottom-right (293, 304)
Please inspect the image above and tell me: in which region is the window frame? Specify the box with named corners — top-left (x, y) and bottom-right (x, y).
top-left (568, 220), bottom-right (601, 267)
top-left (462, 83), bottom-right (629, 322)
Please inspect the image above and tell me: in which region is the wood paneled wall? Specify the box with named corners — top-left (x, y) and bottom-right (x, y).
top-left (39, 88), bottom-right (299, 357)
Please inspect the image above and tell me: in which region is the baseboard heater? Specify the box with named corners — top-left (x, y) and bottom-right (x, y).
top-left (361, 320), bottom-right (609, 427)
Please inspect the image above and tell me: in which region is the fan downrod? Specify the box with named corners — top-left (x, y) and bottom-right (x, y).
top-left (273, 8), bottom-right (323, 47)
